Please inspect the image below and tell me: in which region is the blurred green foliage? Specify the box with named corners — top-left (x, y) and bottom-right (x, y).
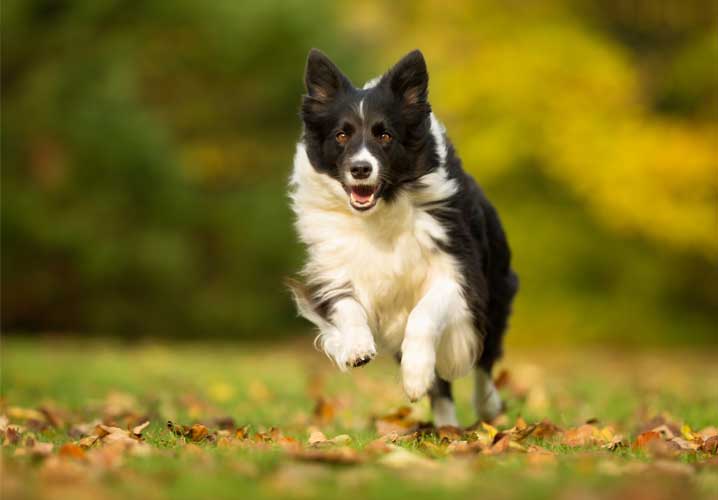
top-left (2, 0), bottom-right (716, 343)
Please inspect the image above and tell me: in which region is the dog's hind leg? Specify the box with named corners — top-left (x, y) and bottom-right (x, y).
top-left (429, 376), bottom-right (459, 427)
top-left (473, 368), bottom-right (502, 422)
top-left (474, 269), bottom-right (517, 421)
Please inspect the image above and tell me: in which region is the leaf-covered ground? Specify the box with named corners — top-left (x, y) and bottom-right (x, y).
top-left (2, 339), bottom-right (718, 500)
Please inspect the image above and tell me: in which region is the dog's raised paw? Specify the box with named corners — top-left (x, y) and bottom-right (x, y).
top-left (349, 353), bottom-right (375, 368)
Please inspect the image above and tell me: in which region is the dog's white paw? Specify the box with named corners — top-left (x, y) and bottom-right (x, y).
top-left (320, 327), bottom-right (376, 370)
top-left (401, 340), bottom-right (436, 402)
top-left (474, 369), bottom-right (503, 421)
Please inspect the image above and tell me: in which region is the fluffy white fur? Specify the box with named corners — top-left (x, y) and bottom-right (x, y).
top-left (362, 76), bottom-right (382, 89)
top-left (474, 369), bottom-right (502, 421)
top-left (289, 115), bottom-right (481, 400)
top-left (431, 396), bottom-right (459, 428)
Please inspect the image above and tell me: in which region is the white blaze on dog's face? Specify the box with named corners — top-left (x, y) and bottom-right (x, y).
top-left (300, 49), bottom-right (436, 213)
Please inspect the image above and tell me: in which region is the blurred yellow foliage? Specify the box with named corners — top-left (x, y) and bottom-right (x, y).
top-left (350, 0), bottom-right (717, 260)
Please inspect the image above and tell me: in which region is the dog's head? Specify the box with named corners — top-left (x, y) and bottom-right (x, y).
top-left (300, 49), bottom-right (441, 213)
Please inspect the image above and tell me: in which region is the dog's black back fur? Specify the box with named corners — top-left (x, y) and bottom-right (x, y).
top-left (427, 142), bottom-right (518, 372)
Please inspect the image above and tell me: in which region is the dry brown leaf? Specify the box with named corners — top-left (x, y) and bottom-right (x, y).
top-left (291, 446), bottom-right (362, 465)
top-left (638, 415), bottom-right (681, 437)
top-left (374, 406), bottom-right (419, 436)
top-left (701, 435), bottom-right (718, 454)
top-left (633, 431), bottom-right (661, 450)
top-left (509, 422), bottom-right (539, 441)
top-left (308, 430), bottom-right (327, 446)
top-left (69, 420), bottom-right (101, 439)
top-left (132, 420), bottom-right (150, 436)
top-left (669, 437), bottom-right (700, 452)
top-left (602, 434), bottom-right (628, 451)
top-left (698, 426), bottom-right (718, 439)
top-left (562, 424), bottom-right (600, 447)
top-left (167, 420), bottom-right (211, 442)
top-left (483, 434), bottom-right (511, 455)
top-left (7, 407), bottom-right (46, 422)
top-left (58, 443), bottom-right (86, 460)
top-left (3, 426), bottom-right (22, 446)
top-left (651, 424), bottom-right (676, 439)
top-left (437, 426), bottom-right (463, 443)
top-left (330, 434), bottom-right (352, 446)
top-left (189, 424), bottom-right (209, 442)
top-left (235, 425), bottom-right (250, 440)
top-left (378, 445), bottom-right (440, 469)
top-left (38, 406), bottom-right (65, 429)
top-left (532, 419), bottom-right (562, 439)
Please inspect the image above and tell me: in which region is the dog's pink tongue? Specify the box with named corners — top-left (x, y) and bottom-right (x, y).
top-left (351, 186), bottom-right (374, 203)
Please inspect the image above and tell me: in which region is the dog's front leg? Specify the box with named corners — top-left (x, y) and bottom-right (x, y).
top-left (320, 298), bottom-right (376, 370)
top-left (401, 279), bottom-right (462, 401)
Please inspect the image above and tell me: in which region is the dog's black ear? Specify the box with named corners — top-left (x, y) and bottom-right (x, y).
top-left (304, 49), bottom-right (352, 104)
top-left (386, 50), bottom-right (430, 122)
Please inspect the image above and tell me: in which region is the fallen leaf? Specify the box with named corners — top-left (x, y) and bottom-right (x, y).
top-left (132, 421), bottom-right (150, 436)
top-left (669, 437), bottom-right (700, 452)
top-left (481, 422), bottom-right (499, 442)
top-left (3, 426), bottom-right (22, 446)
top-left (602, 434), bottom-right (628, 451)
top-left (698, 426), bottom-right (718, 440)
top-left (483, 434), bottom-right (511, 455)
top-left (701, 436), bottom-right (718, 454)
top-left (330, 434), bottom-right (352, 446)
top-left (378, 445), bottom-right (439, 469)
top-left (308, 430), bottom-right (327, 446)
top-left (562, 424), bottom-right (600, 447)
top-left (651, 424), bottom-right (676, 439)
top-left (633, 431), bottom-right (661, 451)
top-left (291, 446), bottom-right (362, 465)
top-left (437, 426), bottom-right (463, 443)
top-left (189, 424), bottom-right (209, 442)
top-left (7, 407), bottom-right (46, 422)
top-left (58, 443), bottom-right (86, 460)
top-left (532, 419), bottom-right (562, 439)
top-left (374, 407), bottom-right (418, 436)
top-left (38, 406), bottom-right (65, 428)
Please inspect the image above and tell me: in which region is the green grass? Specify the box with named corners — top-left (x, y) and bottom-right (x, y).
top-left (2, 338), bottom-right (718, 500)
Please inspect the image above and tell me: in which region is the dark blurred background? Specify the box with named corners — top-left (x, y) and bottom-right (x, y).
top-left (2, 0), bottom-right (716, 345)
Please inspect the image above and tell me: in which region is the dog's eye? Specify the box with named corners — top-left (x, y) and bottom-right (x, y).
top-left (378, 132), bottom-right (392, 145)
top-left (336, 132), bottom-right (349, 145)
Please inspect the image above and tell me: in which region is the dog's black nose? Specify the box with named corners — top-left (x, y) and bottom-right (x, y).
top-left (350, 162), bottom-right (372, 180)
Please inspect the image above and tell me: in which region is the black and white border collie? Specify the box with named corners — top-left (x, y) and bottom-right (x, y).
top-left (289, 49), bottom-right (518, 426)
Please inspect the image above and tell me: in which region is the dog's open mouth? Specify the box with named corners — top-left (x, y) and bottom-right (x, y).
top-left (347, 184), bottom-right (381, 211)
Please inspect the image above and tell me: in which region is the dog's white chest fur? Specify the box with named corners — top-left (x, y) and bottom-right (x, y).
top-left (290, 144), bottom-right (479, 380)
